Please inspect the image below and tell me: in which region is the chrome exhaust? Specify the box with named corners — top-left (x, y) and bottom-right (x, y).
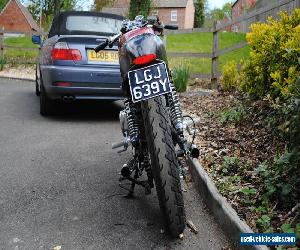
top-left (62, 96), bottom-right (75, 102)
top-left (190, 145), bottom-right (200, 159)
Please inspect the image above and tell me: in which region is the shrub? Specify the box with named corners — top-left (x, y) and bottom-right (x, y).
top-left (0, 57), bottom-right (6, 71)
top-left (172, 64), bottom-right (190, 92)
top-left (255, 150), bottom-right (299, 207)
top-left (220, 60), bottom-right (240, 90)
top-left (219, 104), bottom-right (246, 124)
top-left (241, 9), bottom-right (300, 100)
top-left (221, 156), bottom-right (241, 174)
top-left (289, 78), bottom-right (300, 149)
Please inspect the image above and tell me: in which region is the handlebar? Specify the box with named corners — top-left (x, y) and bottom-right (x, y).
top-left (164, 24), bottom-right (178, 30)
top-left (94, 18), bottom-right (178, 53)
top-left (94, 32), bottom-right (122, 53)
top-left (94, 40), bottom-right (109, 53)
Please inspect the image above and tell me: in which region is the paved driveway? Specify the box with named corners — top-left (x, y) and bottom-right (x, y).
top-left (0, 78), bottom-right (229, 250)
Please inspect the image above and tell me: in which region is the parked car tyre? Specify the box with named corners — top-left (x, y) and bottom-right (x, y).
top-left (40, 84), bottom-right (54, 116)
top-left (35, 67), bottom-right (40, 97)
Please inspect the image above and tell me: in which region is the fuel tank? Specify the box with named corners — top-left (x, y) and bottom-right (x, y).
top-left (119, 27), bottom-right (167, 78)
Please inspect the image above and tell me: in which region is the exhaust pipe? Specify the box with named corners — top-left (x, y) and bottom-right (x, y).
top-left (185, 143), bottom-right (200, 159)
top-left (190, 145), bottom-right (200, 159)
top-left (62, 96), bottom-right (75, 102)
top-left (121, 164), bottom-right (131, 177)
top-left (176, 145), bottom-right (200, 158)
top-left (121, 163), bottom-right (135, 178)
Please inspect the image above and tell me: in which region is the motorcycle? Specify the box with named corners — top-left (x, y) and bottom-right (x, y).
top-left (95, 15), bottom-right (199, 238)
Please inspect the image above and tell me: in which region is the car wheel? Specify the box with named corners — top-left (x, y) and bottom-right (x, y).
top-left (40, 84), bottom-right (54, 116)
top-left (35, 66), bottom-right (41, 96)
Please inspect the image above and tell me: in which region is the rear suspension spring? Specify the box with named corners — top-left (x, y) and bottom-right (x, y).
top-left (125, 99), bottom-right (139, 143)
top-left (168, 81), bottom-right (184, 133)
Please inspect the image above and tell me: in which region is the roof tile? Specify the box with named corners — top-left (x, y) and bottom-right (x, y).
top-left (154, 0), bottom-right (188, 8)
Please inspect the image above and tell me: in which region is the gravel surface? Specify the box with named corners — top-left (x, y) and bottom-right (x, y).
top-left (0, 65), bottom-right (35, 80)
top-left (0, 78), bottom-right (230, 250)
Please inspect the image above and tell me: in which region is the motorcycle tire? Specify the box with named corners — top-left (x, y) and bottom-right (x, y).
top-left (141, 96), bottom-right (186, 237)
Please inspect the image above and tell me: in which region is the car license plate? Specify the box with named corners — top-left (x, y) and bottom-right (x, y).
top-left (87, 50), bottom-right (118, 63)
top-left (128, 62), bottom-right (171, 103)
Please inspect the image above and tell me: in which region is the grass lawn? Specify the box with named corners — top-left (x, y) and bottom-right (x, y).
top-left (3, 36), bottom-right (39, 63)
top-left (166, 32), bottom-right (250, 74)
top-left (2, 33), bottom-right (250, 72)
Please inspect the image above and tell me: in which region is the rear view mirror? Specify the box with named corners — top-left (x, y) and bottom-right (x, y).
top-left (164, 25), bottom-right (178, 30)
top-left (32, 35), bottom-right (41, 45)
top-left (147, 15), bottom-right (158, 25)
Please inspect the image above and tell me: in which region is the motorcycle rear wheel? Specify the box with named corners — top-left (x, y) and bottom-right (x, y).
top-left (141, 96), bottom-right (186, 237)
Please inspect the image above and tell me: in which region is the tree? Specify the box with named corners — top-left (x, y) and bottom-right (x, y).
top-left (221, 2), bottom-right (232, 19)
top-left (27, 0), bottom-right (77, 29)
top-left (0, 0), bottom-right (8, 10)
top-left (211, 2), bottom-right (232, 21)
top-left (194, 0), bottom-right (205, 28)
top-left (203, 1), bottom-right (232, 28)
top-left (27, 0), bottom-right (77, 19)
top-left (128, 0), bottom-right (152, 20)
top-left (93, 0), bottom-right (115, 11)
top-left (54, 0), bottom-right (61, 15)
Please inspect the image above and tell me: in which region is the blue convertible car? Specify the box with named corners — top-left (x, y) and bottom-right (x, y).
top-left (33, 11), bottom-right (124, 116)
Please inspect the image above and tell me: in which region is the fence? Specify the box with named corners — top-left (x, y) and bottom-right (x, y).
top-left (0, 29), bottom-right (41, 64)
top-left (240, 0), bottom-right (299, 33)
top-left (166, 0), bottom-right (300, 85)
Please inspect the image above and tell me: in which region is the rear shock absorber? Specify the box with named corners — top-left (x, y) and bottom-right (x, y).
top-left (125, 99), bottom-right (140, 146)
top-left (143, 150), bottom-right (154, 189)
top-left (168, 81), bottom-right (184, 134)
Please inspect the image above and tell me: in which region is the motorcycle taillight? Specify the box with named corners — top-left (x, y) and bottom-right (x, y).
top-left (133, 54), bottom-right (157, 65)
top-left (51, 42), bottom-right (82, 61)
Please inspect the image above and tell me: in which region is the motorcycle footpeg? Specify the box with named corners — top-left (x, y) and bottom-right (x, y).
top-left (117, 148), bottom-right (128, 153)
top-left (112, 141), bottom-right (127, 149)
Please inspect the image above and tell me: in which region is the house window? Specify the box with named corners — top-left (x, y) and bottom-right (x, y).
top-left (171, 10), bottom-right (177, 22)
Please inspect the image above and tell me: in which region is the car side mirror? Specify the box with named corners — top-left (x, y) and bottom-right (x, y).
top-left (32, 35), bottom-right (41, 45)
top-left (164, 24), bottom-right (178, 30)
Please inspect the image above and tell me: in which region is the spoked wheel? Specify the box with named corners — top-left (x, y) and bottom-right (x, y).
top-left (141, 96), bottom-right (186, 237)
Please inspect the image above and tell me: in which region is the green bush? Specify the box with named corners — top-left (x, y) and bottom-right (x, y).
top-left (219, 104), bottom-right (246, 124)
top-left (255, 150), bottom-right (299, 208)
top-left (289, 74), bottom-right (300, 148)
top-left (221, 156), bottom-right (241, 174)
top-left (172, 64), bottom-right (190, 92)
top-left (221, 9), bottom-right (300, 100)
top-left (220, 60), bottom-right (240, 90)
top-left (0, 57), bottom-right (6, 71)
top-left (241, 9), bottom-right (300, 99)
top-left (218, 11), bottom-right (300, 229)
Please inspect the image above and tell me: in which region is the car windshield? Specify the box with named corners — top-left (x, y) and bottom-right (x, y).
top-left (66, 15), bottom-right (123, 35)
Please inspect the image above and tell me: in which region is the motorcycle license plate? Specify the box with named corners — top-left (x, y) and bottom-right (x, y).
top-left (128, 62), bottom-right (171, 103)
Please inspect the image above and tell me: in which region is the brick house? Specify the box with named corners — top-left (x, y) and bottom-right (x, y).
top-left (231, 0), bottom-right (256, 32)
top-left (231, 0), bottom-right (296, 32)
top-left (0, 0), bottom-right (40, 33)
top-left (103, 0), bottom-right (195, 29)
top-left (102, 0), bottom-right (129, 17)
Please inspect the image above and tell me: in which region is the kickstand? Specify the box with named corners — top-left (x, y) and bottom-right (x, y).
top-left (125, 181), bottom-right (135, 198)
top-left (119, 169), bottom-right (138, 198)
top-left (119, 182), bottom-right (135, 198)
